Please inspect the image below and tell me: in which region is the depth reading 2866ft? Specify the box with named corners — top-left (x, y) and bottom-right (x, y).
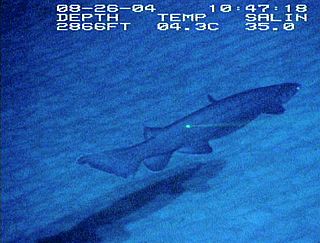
top-left (56, 4), bottom-right (308, 32)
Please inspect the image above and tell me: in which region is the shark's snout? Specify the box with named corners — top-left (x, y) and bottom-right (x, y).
top-left (281, 82), bottom-right (301, 91)
top-left (277, 82), bottom-right (301, 103)
top-left (290, 83), bottom-right (301, 97)
top-left (290, 82), bottom-right (301, 92)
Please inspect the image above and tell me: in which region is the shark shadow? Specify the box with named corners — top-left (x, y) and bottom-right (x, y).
top-left (37, 160), bottom-right (225, 243)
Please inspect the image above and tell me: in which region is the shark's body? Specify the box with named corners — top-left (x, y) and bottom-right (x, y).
top-left (78, 83), bottom-right (300, 177)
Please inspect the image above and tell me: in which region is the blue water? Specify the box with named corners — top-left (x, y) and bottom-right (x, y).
top-left (1, 0), bottom-right (320, 242)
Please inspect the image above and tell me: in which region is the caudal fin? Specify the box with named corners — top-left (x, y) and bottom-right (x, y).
top-left (77, 149), bottom-right (142, 178)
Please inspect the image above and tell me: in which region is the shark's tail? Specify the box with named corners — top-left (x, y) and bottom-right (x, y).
top-left (77, 148), bottom-right (143, 178)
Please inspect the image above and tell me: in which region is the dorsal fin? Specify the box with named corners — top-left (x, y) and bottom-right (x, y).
top-left (143, 126), bottom-right (164, 139)
top-left (207, 94), bottom-right (218, 104)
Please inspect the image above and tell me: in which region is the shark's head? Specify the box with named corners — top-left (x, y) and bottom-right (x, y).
top-left (268, 83), bottom-right (301, 104)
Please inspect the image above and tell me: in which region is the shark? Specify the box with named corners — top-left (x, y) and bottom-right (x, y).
top-left (77, 83), bottom-right (300, 178)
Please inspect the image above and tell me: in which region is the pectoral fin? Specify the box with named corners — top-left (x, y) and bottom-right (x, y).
top-left (264, 104), bottom-right (285, 115)
top-left (178, 141), bottom-right (213, 154)
top-left (143, 152), bottom-right (173, 171)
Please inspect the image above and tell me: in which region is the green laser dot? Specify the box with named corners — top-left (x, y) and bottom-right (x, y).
top-left (185, 124), bottom-right (192, 129)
